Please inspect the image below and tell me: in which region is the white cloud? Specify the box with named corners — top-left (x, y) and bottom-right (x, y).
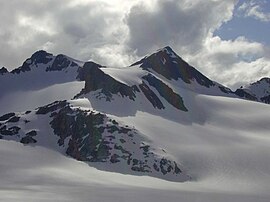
top-left (224, 57), bottom-right (270, 89)
top-left (0, 0), bottom-right (269, 89)
top-left (0, 0), bottom-right (134, 69)
top-left (124, 0), bottom-right (270, 88)
top-left (125, 0), bottom-right (236, 56)
top-left (186, 35), bottom-right (270, 89)
top-left (238, 0), bottom-right (270, 22)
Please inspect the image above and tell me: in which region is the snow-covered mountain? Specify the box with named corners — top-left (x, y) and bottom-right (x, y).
top-left (0, 99), bottom-right (189, 181)
top-left (235, 77), bottom-right (270, 103)
top-left (132, 46), bottom-right (233, 95)
top-left (1, 47), bottom-right (270, 202)
top-left (0, 50), bottom-right (84, 115)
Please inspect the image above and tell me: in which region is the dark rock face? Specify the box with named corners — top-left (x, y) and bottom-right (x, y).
top-left (234, 89), bottom-right (257, 101)
top-left (139, 82), bottom-right (165, 109)
top-left (0, 67), bottom-right (8, 75)
top-left (0, 100), bottom-right (187, 180)
top-left (157, 158), bottom-right (182, 175)
top-left (11, 50), bottom-right (53, 74)
top-left (0, 112), bottom-right (20, 123)
top-left (0, 115), bottom-right (37, 143)
top-left (75, 61), bottom-right (188, 111)
top-left (46, 54), bottom-right (78, 71)
top-left (50, 105), bottom-right (128, 162)
top-left (36, 101), bottom-right (67, 115)
top-left (143, 74), bottom-right (188, 111)
top-left (30, 50), bottom-right (54, 65)
top-left (48, 102), bottom-right (183, 177)
top-left (7, 116), bottom-right (20, 123)
top-left (20, 136), bottom-right (37, 144)
top-left (0, 125), bottom-right (20, 136)
top-left (20, 130), bottom-right (37, 144)
top-left (10, 63), bottom-right (30, 74)
top-left (25, 130), bottom-right (37, 137)
top-left (219, 86), bottom-right (232, 94)
top-left (76, 62), bottom-right (139, 101)
top-left (0, 113), bottom-right (21, 136)
top-left (76, 61), bottom-right (187, 111)
top-left (50, 106), bottom-right (108, 161)
top-left (77, 62), bottom-right (102, 80)
top-left (10, 50), bottom-right (79, 74)
top-left (0, 113), bottom-right (16, 121)
top-left (133, 46), bottom-right (214, 88)
top-left (261, 95), bottom-right (270, 104)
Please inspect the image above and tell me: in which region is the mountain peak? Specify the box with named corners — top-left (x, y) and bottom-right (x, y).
top-left (31, 50), bottom-right (52, 59)
top-left (10, 50), bottom-right (81, 74)
top-left (162, 45), bottom-right (173, 51)
top-left (235, 77), bottom-right (270, 103)
top-left (155, 46), bottom-right (172, 52)
top-left (29, 50), bottom-right (54, 65)
top-left (131, 46), bottom-right (215, 88)
top-left (11, 50), bottom-right (54, 74)
top-left (0, 67), bottom-right (8, 75)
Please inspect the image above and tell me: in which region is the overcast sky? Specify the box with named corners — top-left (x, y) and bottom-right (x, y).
top-left (0, 0), bottom-right (269, 89)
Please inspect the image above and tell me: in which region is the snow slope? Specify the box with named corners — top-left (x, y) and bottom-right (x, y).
top-left (1, 95), bottom-right (270, 202)
top-left (0, 52), bottom-right (85, 114)
top-left (1, 47), bottom-right (270, 201)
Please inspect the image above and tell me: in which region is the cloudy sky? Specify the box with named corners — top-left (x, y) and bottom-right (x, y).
top-left (0, 0), bottom-right (269, 89)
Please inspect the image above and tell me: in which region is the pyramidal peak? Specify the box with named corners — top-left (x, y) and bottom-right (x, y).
top-left (131, 46), bottom-right (217, 89)
top-left (132, 46), bottom-right (179, 66)
top-left (155, 46), bottom-right (179, 59)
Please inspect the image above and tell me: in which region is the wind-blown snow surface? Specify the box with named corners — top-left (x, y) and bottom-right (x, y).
top-left (0, 64), bottom-right (84, 115)
top-left (1, 95), bottom-right (270, 202)
top-left (1, 47), bottom-right (270, 201)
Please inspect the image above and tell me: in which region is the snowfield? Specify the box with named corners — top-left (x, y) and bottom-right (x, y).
top-left (1, 94), bottom-right (270, 202)
top-left (1, 48), bottom-right (270, 201)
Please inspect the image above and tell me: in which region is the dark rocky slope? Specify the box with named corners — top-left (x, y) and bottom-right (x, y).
top-left (0, 101), bottom-right (189, 181)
